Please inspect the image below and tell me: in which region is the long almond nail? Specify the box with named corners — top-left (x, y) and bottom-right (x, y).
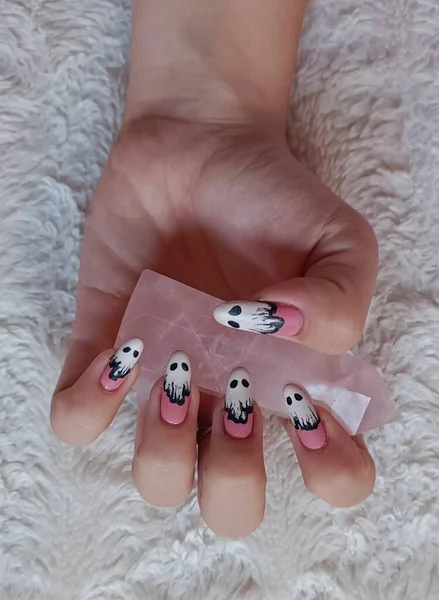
top-left (213, 301), bottom-right (303, 336)
top-left (224, 367), bottom-right (254, 439)
top-left (99, 338), bottom-right (144, 391)
top-left (284, 384), bottom-right (327, 450)
top-left (161, 351), bottom-right (191, 425)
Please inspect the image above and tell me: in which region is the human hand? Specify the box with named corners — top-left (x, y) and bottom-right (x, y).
top-left (50, 116), bottom-right (377, 535)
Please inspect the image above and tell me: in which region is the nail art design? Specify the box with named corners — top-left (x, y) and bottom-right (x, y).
top-left (161, 351), bottom-right (191, 425)
top-left (224, 367), bottom-right (254, 438)
top-left (100, 338), bottom-right (144, 391)
top-left (213, 301), bottom-right (303, 336)
top-left (284, 383), bottom-right (326, 450)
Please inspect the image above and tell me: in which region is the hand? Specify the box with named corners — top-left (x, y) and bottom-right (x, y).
top-left (51, 116), bottom-right (377, 535)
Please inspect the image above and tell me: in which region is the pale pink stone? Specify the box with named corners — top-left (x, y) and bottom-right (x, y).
top-left (116, 270), bottom-right (396, 435)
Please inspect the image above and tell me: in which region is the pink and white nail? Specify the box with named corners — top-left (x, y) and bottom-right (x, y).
top-left (224, 367), bottom-right (254, 439)
top-left (284, 383), bottom-right (327, 450)
top-left (160, 351), bottom-right (191, 425)
top-left (213, 301), bottom-right (303, 337)
top-left (100, 338), bottom-right (144, 392)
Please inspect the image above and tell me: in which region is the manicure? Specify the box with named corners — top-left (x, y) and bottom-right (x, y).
top-left (224, 367), bottom-right (254, 439)
top-left (100, 338), bottom-right (144, 391)
top-left (284, 384), bottom-right (327, 450)
top-left (213, 301), bottom-right (303, 336)
top-left (161, 351), bottom-right (191, 425)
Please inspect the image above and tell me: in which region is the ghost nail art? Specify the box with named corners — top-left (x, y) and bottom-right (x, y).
top-left (213, 301), bottom-right (303, 337)
top-left (100, 338), bottom-right (144, 392)
top-left (161, 351), bottom-right (191, 425)
top-left (224, 367), bottom-right (254, 438)
top-left (284, 383), bottom-right (327, 450)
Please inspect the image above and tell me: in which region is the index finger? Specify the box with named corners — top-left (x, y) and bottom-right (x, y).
top-left (283, 383), bottom-right (376, 507)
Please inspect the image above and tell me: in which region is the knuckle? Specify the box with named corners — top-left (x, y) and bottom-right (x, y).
top-left (304, 453), bottom-right (376, 507)
top-left (204, 463), bottom-right (267, 496)
top-left (133, 449), bottom-right (194, 507)
top-left (50, 393), bottom-right (109, 446)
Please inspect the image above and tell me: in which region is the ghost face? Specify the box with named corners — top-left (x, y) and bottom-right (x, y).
top-left (284, 383), bottom-right (320, 431)
top-left (213, 301), bottom-right (285, 334)
top-left (164, 351), bottom-right (191, 406)
top-left (225, 367), bottom-right (254, 424)
top-left (108, 338), bottom-right (144, 381)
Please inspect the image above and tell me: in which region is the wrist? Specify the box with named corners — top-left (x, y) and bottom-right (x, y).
top-left (124, 0), bottom-right (309, 131)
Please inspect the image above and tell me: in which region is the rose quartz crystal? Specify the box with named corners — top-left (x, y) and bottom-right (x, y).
top-left (116, 270), bottom-right (396, 435)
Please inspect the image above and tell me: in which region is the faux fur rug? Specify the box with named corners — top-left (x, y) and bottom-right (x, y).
top-left (1, 1), bottom-right (439, 598)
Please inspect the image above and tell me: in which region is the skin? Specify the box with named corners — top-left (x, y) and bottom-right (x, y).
top-left (51, 0), bottom-right (378, 537)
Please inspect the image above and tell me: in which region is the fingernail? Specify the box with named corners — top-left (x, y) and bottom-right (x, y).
top-left (284, 384), bottom-right (327, 450)
top-left (213, 301), bottom-right (303, 336)
top-left (99, 338), bottom-right (144, 391)
top-left (161, 351), bottom-right (191, 425)
top-left (224, 367), bottom-right (254, 439)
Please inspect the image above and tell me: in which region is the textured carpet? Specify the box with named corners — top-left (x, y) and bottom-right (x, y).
top-left (1, 0), bottom-right (439, 598)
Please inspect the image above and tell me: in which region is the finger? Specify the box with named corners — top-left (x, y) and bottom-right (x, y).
top-left (198, 368), bottom-right (266, 537)
top-left (50, 338), bottom-right (143, 445)
top-left (213, 207), bottom-right (378, 354)
top-left (133, 351), bottom-right (199, 507)
top-left (283, 383), bottom-right (376, 507)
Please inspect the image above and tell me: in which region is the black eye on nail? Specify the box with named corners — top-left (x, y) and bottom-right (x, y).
top-left (286, 396), bottom-right (292, 405)
top-left (228, 305), bottom-right (242, 317)
top-left (228, 321), bottom-right (240, 328)
top-left (294, 393), bottom-right (303, 401)
top-left (182, 362), bottom-right (189, 372)
top-left (242, 378), bottom-right (249, 388)
top-left (123, 346), bottom-right (131, 353)
top-left (133, 350), bottom-right (139, 358)
top-left (230, 379), bottom-right (238, 389)
top-left (170, 362), bottom-right (178, 371)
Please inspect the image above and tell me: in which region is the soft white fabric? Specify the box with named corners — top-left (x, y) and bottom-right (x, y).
top-left (1, 0), bottom-right (438, 598)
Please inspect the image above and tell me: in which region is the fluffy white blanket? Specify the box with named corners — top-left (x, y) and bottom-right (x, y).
top-left (1, 0), bottom-right (438, 598)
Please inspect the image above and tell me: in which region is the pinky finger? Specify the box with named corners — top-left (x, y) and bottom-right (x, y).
top-left (51, 338), bottom-right (143, 446)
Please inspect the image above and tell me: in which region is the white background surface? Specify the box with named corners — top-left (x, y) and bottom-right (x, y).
top-left (1, 0), bottom-right (439, 598)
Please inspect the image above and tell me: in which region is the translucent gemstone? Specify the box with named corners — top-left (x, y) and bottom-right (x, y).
top-left (116, 270), bottom-right (396, 435)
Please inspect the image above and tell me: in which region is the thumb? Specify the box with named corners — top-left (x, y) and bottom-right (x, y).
top-left (213, 210), bottom-right (378, 354)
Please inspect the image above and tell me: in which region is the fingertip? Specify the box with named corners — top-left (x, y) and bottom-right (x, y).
top-left (50, 344), bottom-right (142, 446)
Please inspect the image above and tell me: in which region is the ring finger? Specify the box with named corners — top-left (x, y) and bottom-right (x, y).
top-left (133, 351), bottom-right (199, 507)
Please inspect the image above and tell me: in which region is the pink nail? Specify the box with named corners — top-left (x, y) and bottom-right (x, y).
top-left (213, 301), bottom-right (303, 337)
top-left (161, 351), bottom-right (191, 425)
top-left (284, 383), bottom-right (327, 450)
top-left (99, 338), bottom-right (143, 392)
top-left (224, 367), bottom-right (254, 439)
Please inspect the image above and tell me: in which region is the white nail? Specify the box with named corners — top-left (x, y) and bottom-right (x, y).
top-left (225, 367), bottom-right (253, 424)
top-left (163, 351), bottom-right (191, 405)
top-left (109, 338), bottom-right (144, 381)
top-left (213, 301), bottom-right (285, 334)
top-left (284, 383), bottom-right (320, 431)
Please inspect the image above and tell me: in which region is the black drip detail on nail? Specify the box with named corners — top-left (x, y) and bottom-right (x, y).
top-left (225, 398), bottom-right (254, 424)
top-left (291, 411), bottom-right (320, 431)
top-left (249, 302), bottom-right (285, 335)
top-left (108, 355), bottom-right (131, 381)
top-left (164, 376), bottom-right (190, 406)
